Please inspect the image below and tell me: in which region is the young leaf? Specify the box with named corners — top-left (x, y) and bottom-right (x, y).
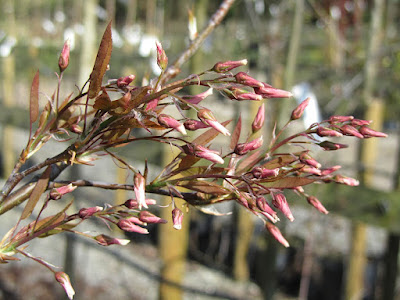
top-left (178, 180), bottom-right (229, 195)
top-left (21, 166), bottom-right (51, 220)
top-left (88, 21), bottom-right (113, 99)
top-left (230, 115), bottom-right (242, 150)
top-left (260, 177), bottom-right (315, 189)
top-left (30, 70), bottom-right (40, 124)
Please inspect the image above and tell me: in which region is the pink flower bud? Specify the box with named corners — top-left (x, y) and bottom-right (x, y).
top-left (117, 75), bottom-right (135, 88)
top-left (124, 198), bottom-right (157, 209)
top-left (359, 126), bottom-right (387, 138)
top-left (58, 40), bottom-right (70, 73)
top-left (252, 167), bottom-right (279, 178)
top-left (139, 211), bottom-right (167, 224)
top-left (235, 72), bottom-right (263, 87)
top-left (78, 206), bottom-right (103, 219)
top-left (272, 193), bottom-right (294, 221)
top-left (300, 152), bottom-right (321, 169)
top-left (328, 115), bottom-right (354, 123)
top-left (300, 165), bottom-right (322, 176)
top-left (155, 41), bottom-right (168, 70)
top-left (231, 88), bottom-right (263, 101)
top-left (145, 97), bottom-right (159, 111)
top-left (320, 165), bottom-right (341, 176)
top-left (172, 208), bottom-right (184, 230)
top-left (265, 222), bottom-right (290, 247)
top-left (212, 59), bottom-right (248, 73)
top-left (158, 114), bottom-right (187, 135)
top-left (333, 175), bottom-right (359, 186)
top-left (291, 97), bottom-right (310, 120)
top-left (256, 197), bottom-right (277, 216)
top-left (134, 173), bottom-right (147, 209)
top-left (252, 103), bottom-right (265, 133)
top-left (194, 145), bottom-right (225, 164)
top-left (94, 234), bottom-right (130, 246)
top-left (306, 196), bottom-right (329, 214)
top-left (316, 127), bottom-right (343, 137)
top-left (197, 109), bottom-right (230, 136)
top-left (234, 136), bottom-right (263, 155)
top-left (117, 219), bottom-right (149, 234)
top-left (181, 88), bottom-right (213, 105)
top-left (184, 119), bottom-right (210, 131)
top-left (49, 184), bottom-right (77, 200)
top-left (318, 141), bottom-right (348, 151)
top-left (254, 84), bottom-right (293, 98)
top-left (125, 216), bottom-right (146, 225)
top-left (55, 272), bottom-right (75, 300)
top-left (351, 119), bottom-right (372, 126)
top-left (340, 124), bottom-right (364, 138)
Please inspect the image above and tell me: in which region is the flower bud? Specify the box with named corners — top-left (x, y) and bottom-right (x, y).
top-left (158, 114), bottom-right (187, 135)
top-left (320, 165), bottom-right (341, 176)
top-left (234, 136), bottom-right (263, 155)
top-left (212, 59), bottom-right (247, 73)
top-left (231, 88), bottom-right (263, 101)
top-left (328, 115), bottom-right (354, 123)
top-left (117, 219), bottom-right (149, 234)
top-left (291, 97), bottom-right (310, 120)
top-left (340, 124), bottom-right (364, 138)
top-left (351, 119), bottom-right (372, 126)
top-left (299, 152), bottom-right (321, 169)
top-left (359, 126), bottom-right (387, 138)
top-left (181, 88), bottom-right (213, 105)
top-left (252, 167), bottom-right (279, 178)
top-left (197, 109), bottom-right (230, 136)
top-left (172, 208), bottom-right (184, 230)
top-left (155, 41), bottom-right (168, 70)
top-left (134, 173), bottom-right (147, 209)
top-left (272, 193), bottom-right (294, 221)
top-left (55, 272), bottom-right (75, 300)
top-left (78, 206), bottom-right (103, 219)
top-left (333, 175), bottom-right (359, 186)
top-left (94, 234), bottom-right (130, 246)
top-left (58, 40), bottom-right (70, 73)
top-left (139, 211), bottom-right (167, 224)
top-left (184, 119), bottom-right (209, 131)
top-left (194, 145), bottom-right (225, 164)
top-left (235, 72), bottom-right (263, 87)
top-left (124, 198), bottom-right (157, 209)
top-left (117, 75), bottom-right (135, 88)
top-left (316, 127), bottom-right (343, 137)
top-left (252, 103), bottom-right (265, 133)
top-left (318, 141), bottom-right (348, 151)
top-left (254, 84), bottom-right (293, 98)
top-left (265, 222), bottom-right (289, 247)
top-left (49, 184), bottom-right (77, 200)
top-left (306, 196), bottom-right (329, 214)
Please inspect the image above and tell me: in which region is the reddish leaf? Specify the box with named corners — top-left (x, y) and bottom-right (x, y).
top-left (230, 116), bottom-right (242, 150)
top-left (179, 180), bottom-right (229, 195)
top-left (21, 166), bottom-right (51, 220)
top-left (260, 177), bottom-right (315, 189)
top-left (88, 21), bottom-right (113, 99)
top-left (262, 155), bottom-right (297, 169)
top-left (236, 149), bottom-right (263, 173)
top-left (30, 70), bottom-right (40, 124)
top-left (192, 120), bottom-right (231, 146)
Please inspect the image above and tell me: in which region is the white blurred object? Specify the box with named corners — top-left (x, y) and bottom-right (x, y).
top-left (138, 34), bottom-right (158, 57)
top-left (111, 28), bottom-right (124, 48)
top-left (42, 19), bottom-right (56, 34)
top-left (292, 82), bottom-right (322, 130)
top-left (64, 28), bottom-right (76, 50)
top-left (123, 25), bottom-right (142, 46)
top-left (0, 36), bottom-right (17, 57)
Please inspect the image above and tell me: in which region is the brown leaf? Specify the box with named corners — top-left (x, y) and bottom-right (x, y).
top-left (30, 70), bottom-right (40, 124)
top-left (88, 21), bottom-right (113, 99)
top-left (230, 116), bottom-right (242, 150)
top-left (21, 166), bottom-right (51, 220)
top-left (260, 177), bottom-right (315, 189)
top-left (179, 180), bottom-right (229, 195)
top-left (262, 155), bottom-right (297, 169)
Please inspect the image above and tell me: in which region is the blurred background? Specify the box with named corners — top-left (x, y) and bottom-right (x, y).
top-left (0, 0), bottom-right (399, 299)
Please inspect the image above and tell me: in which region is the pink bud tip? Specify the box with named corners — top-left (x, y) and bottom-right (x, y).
top-left (158, 114), bottom-right (187, 135)
top-left (117, 75), bottom-right (135, 88)
top-left (307, 196), bottom-right (329, 214)
top-left (117, 219), bottom-right (149, 234)
top-left (235, 72), bottom-right (263, 87)
top-left (139, 211), bottom-right (167, 224)
top-left (212, 59), bottom-right (248, 73)
top-left (78, 206), bottom-right (103, 219)
top-left (94, 234), bottom-right (130, 246)
top-left (58, 40), bottom-right (70, 73)
top-left (234, 136), bottom-right (263, 155)
top-left (155, 41), bottom-right (168, 70)
top-left (172, 208), bottom-right (184, 230)
top-left (272, 193), bottom-right (294, 222)
top-left (265, 222), bottom-right (290, 247)
top-left (359, 126), bottom-right (388, 138)
top-left (252, 103), bottom-right (265, 133)
top-left (55, 272), bottom-right (75, 300)
top-left (134, 173), bottom-right (147, 209)
top-left (291, 97), bottom-right (310, 120)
